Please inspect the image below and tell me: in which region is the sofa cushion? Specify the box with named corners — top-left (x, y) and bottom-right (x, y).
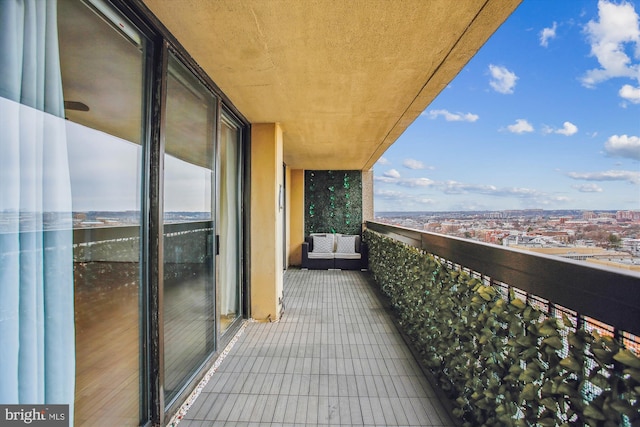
top-left (307, 251), bottom-right (335, 259)
top-left (311, 234), bottom-right (334, 253)
top-left (336, 235), bottom-right (357, 253)
top-left (334, 252), bottom-right (361, 260)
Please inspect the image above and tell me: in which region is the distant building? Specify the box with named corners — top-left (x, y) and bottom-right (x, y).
top-left (484, 211), bottom-right (504, 219)
top-left (622, 239), bottom-right (640, 256)
top-left (540, 231), bottom-right (570, 244)
top-left (441, 222), bottom-right (461, 233)
top-left (503, 234), bottom-right (555, 247)
top-left (424, 222), bottom-right (442, 232)
top-left (617, 210), bottom-right (640, 222)
top-left (511, 246), bottom-right (639, 271)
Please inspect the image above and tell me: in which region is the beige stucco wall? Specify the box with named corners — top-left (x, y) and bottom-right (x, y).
top-left (289, 169), bottom-right (305, 266)
top-left (250, 123), bottom-right (284, 321)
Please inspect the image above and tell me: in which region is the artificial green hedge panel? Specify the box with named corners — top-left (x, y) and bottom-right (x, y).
top-left (305, 170), bottom-right (362, 236)
top-left (363, 229), bottom-right (640, 427)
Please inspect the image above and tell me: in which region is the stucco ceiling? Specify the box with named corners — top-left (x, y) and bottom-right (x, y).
top-left (142, 0), bottom-right (521, 171)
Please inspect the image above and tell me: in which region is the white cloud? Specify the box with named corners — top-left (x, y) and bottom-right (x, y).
top-left (375, 176), bottom-right (399, 183)
top-left (567, 170), bottom-right (640, 184)
top-left (374, 173), bottom-right (435, 188)
top-left (374, 188), bottom-right (436, 207)
top-left (375, 174), bottom-right (572, 208)
top-left (540, 22), bottom-right (558, 47)
top-left (376, 157), bottom-right (390, 165)
top-left (572, 183), bottom-right (604, 192)
top-left (581, 0), bottom-right (640, 97)
top-left (619, 84), bottom-right (640, 103)
top-left (604, 134), bottom-right (640, 160)
top-left (383, 169), bottom-right (401, 179)
top-left (507, 119), bottom-right (534, 134)
top-left (416, 198), bottom-right (437, 205)
top-left (403, 158), bottom-right (425, 170)
top-left (440, 181), bottom-right (549, 199)
top-left (555, 121), bottom-right (579, 136)
top-left (442, 181), bottom-right (496, 195)
top-left (547, 196), bottom-right (572, 204)
top-left (489, 64), bottom-right (518, 94)
top-left (425, 109), bottom-right (479, 122)
top-left (375, 188), bottom-right (406, 199)
top-left (542, 122), bottom-right (578, 135)
top-left (398, 178), bottom-right (435, 188)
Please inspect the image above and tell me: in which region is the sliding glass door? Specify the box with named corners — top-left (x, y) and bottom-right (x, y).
top-left (163, 53), bottom-right (217, 404)
top-left (57, 1), bottom-right (148, 425)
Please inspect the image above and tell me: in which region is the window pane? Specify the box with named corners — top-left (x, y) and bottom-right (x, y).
top-left (57, 0), bottom-right (145, 425)
top-left (163, 54), bottom-right (216, 404)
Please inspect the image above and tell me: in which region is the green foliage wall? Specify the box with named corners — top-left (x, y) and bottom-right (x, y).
top-left (364, 229), bottom-right (640, 427)
top-left (305, 170), bottom-right (362, 235)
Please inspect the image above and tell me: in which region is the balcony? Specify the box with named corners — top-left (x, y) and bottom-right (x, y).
top-left (168, 268), bottom-right (457, 426)
top-left (74, 221), bottom-right (472, 426)
top-left (167, 221), bottom-right (640, 427)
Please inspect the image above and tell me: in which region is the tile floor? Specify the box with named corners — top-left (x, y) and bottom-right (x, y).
top-left (177, 269), bottom-right (458, 427)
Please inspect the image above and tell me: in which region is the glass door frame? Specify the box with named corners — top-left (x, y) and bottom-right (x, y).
top-left (216, 110), bottom-right (246, 338)
top-left (158, 44), bottom-right (219, 415)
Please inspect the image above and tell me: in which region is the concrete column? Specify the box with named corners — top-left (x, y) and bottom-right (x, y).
top-left (284, 166), bottom-right (292, 269)
top-left (289, 169), bottom-right (305, 266)
top-left (362, 169), bottom-right (374, 224)
top-left (250, 123), bottom-right (284, 321)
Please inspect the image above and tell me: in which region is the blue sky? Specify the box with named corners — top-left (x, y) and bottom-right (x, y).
top-left (374, 0), bottom-right (640, 212)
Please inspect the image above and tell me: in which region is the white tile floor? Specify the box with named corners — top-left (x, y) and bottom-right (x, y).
top-left (177, 269), bottom-right (458, 427)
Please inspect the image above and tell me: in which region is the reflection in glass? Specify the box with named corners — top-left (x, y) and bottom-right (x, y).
top-left (163, 54), bottom-right (216, 404)
top-left (219, 119), bottom-right (242, 334)
top-left (57, 0), bottom-right (145, 425)
top-left (69, 126), bottom-right (141, 423)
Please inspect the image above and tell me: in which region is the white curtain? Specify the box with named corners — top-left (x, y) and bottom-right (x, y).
top-left (0, 0), bottom-right (75, 417)
top-left (219, 123), bottom-right (239, 317)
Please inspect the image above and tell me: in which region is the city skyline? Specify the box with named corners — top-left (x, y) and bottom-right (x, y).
top-left (374, 0), bottom-right (640, 212)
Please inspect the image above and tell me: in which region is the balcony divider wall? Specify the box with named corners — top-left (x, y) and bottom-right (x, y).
top-left (0, 1), bottom-right (250, 426)
top-left (304, 170), bottom-right (363, 236)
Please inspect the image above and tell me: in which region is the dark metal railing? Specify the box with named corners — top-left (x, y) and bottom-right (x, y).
top-left (366, 221), bottom-right (640, 339)
top-left (73, 220), bottom-right (213, 244)
top-left (72, 221), bottom-right (214, 263)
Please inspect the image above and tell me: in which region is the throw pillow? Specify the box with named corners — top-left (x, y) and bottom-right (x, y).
top-left (336, 235), bottom-right (356, 253)
top-left (312, 234), bottom-right (334, 253)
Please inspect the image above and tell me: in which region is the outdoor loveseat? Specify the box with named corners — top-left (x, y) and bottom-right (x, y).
top-left (301, 233), bottom-right (368, 270)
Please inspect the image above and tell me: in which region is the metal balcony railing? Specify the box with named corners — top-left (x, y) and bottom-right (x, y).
top-left (364, 221), bottom-right (640, 427)
top-left (365, 221), bottom-right (640, 340)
